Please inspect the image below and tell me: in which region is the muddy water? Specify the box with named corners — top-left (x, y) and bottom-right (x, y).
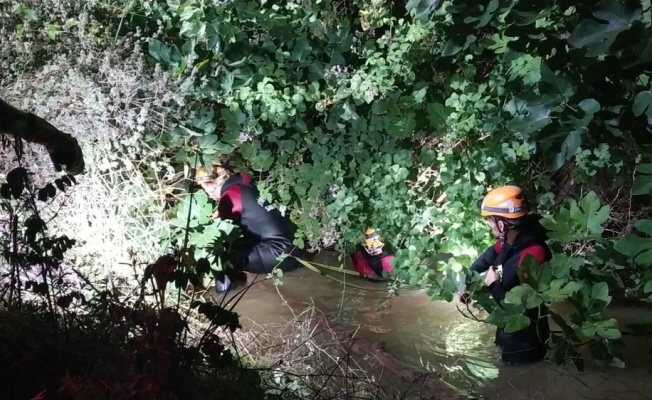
top-left (221, 251), bottom-right (652, 399)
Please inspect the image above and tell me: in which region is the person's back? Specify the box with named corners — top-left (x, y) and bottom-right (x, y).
top-left (218, 172), bottom-right (303, 273)
top-left (194, 164), bottom-right (303, 292)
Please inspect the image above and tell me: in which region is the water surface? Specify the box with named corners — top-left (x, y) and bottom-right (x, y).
top-left (219, 251), bottom-right (652, 399)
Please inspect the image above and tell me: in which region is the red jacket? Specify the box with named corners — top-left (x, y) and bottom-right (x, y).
top-left (350, 244), bottom-right (394, 279)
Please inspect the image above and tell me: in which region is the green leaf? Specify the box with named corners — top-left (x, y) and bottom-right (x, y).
top-left (633, 91), bottom-right (652, 117)
top-left (567, 0), bottom-right (640, 56)
top-left (550, 254), bottom-right (584, 279)
top-left (543, 280), bottom-right (583, 301)
top-left (551, 127), bottom-right (583, 172)
top-left (621, 37), bottom-right (652, 69)
top-left (615, 219), bottom-right (652, 265)
top-left (504, 285), bottom-right (543, 309)
top-left (291, 38), bottom-right (312, 62)
top-left (579, 98), bottom-right (601, 115)
top-left (206, 22), bottom-right (221, 51)
top-left (341, 102), bottom-right (359, 121)
top-left (504, 97), bottom-right (552, 135)
top-left (644, 279), bottom-right (652, 294)
top-left (632, 163), bottom-right (652, 195)
top-left (580, 191), bottom-right (611, 235)
top-left (505, 314), bottom-right (531, 333)
top-left (149, 39), bottom-right (169, 64)
top-left (486, 302), bottom-right (526, 327)
top-left (595, 318), bottom-right (622, 340)
top-left (427, 103), bottom-right (449, 127)
top-left (591, 281), bottom-right (610, 302)
top-left (406, 0), bottom-right (442, 22)
top-left (510, 8), bottom-right (550, 26)
top-left (539, 64), bottom-right (576, 100)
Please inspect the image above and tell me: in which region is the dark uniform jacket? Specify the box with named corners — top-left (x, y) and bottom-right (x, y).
top-left (217, 172), bottom-right (302, 274)
top-left (470, 214), bottom-right (552, 364)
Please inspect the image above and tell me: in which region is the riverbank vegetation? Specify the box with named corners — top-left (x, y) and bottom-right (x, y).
top-left (2, 0), bottom-right (652, 398)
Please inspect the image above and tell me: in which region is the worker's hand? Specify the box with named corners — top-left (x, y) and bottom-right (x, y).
top-left (484, 266), bottom-right (500, 287)
top-left (210, 209), bottom-right (220, 219)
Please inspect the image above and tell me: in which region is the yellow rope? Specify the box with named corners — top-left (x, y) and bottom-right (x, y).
top-left (282, 255), bottom-right (423, 292)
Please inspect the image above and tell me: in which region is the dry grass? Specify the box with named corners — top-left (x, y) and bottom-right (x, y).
top-left (0, 0), bottom-right (196, 285)
top-left (187, 301), bottom-right (397, 400)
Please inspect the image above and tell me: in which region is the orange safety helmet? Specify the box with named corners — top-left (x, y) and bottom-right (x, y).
top-left (478, 185), bottom-right (529, 220)
top-left (194, 163), bottom-right (230, 184)
top-left (363, 228), bottom-right (384, 255)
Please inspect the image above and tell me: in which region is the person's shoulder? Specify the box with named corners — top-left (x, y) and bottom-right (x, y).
top-left (519, 243), bottom-right (548, 264)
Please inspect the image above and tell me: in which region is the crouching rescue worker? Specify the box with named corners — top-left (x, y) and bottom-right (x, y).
top-left (194, 163), bottom-right (303, 292)
top-left (350, 228), bottom-right (394, 281)
top-left (461, 185), bottom-right (551, 365)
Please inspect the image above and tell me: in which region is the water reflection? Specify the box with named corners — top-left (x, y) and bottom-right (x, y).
top-left (222, 252), bottom-right (652, 399)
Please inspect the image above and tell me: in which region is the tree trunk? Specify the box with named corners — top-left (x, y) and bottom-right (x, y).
top-left (0, 99), bottom-right (85, 176)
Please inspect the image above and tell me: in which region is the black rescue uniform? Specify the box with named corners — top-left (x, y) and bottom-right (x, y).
top-left (469, 214), bottom-right (552, 365)
top-left (217, 172), bottom-right (303, 274)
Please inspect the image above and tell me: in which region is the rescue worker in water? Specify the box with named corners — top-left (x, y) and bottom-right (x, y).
top-left (194, 163), bottom-right (303, 292)
top-left (350, 228), bottom-right (395, 281)
top-left (460, 185), bottom-right (551, 365)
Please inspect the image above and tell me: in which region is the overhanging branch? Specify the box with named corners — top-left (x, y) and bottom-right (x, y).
top-left (0, 99), bottom-right (85, 176)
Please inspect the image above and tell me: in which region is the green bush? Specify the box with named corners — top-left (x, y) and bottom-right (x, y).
top-left (4, 0), bottom-right (652, 380)
top-left (120, 0), bottom-right (652, 366)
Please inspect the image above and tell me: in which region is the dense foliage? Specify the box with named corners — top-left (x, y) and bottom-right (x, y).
top-left (3, 0), bottom-right (652, 382)
top-left (112, 0), bottom-right (652, 365)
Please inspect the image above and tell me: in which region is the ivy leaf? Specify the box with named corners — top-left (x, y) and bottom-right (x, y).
top-left (543, 280), bottom-right (583, 301)
top-left (406, 0), bottom-right (442, 22)
top-left (427, 103), bottom-right (449, 127)
top-left (148, 38), bottom-right (170, 64)
top-left (510, 7), bottom-right (552, 26)
top-left (614, 219), bottom-right (652, 266)
top-left (571, 98), bottom-right (601, 128)
top-left (206, 22), bottom-right (221, 52)
top-left (486, 302), bottom-right (526, 326)
top-left (582, 318), bottom-right (621, 340)
top-left (643, 279), bottom-right (652, 294)
top-left (291, 38), bottom-right (312, 62)
top-left (632, 163), bottom-right (652, 195)
top-left (579, 191), bottom-right (611, 236)
top-left (539, 64), bottom-right (576, 101)
top-left (633, 91), bottom-right (652, 117)
top-left (504, 97), bottom-right (552, 136)
top-left (587, 281), bottom-right (612, 315)
top-left (550, 253), bottom-right (584, 279)
top-left (549, 126), bottom-right (583, 172)
top-left (567, 0), bottom-right (640, 56)
top-left (504, 285), bottom-right (543, 309)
